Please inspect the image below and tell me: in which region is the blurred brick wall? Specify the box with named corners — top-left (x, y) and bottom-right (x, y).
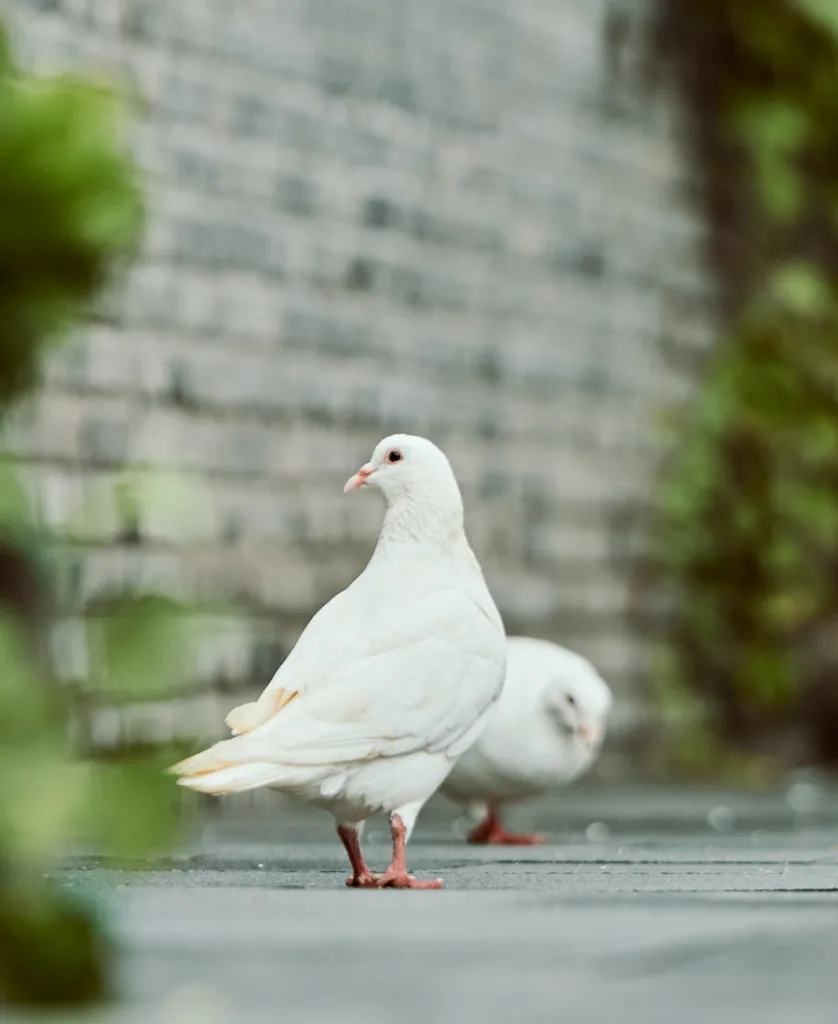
top-left (4, 0), bottom-right (717, 745)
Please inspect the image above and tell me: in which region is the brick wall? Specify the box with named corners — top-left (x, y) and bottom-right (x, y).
top-left (4, 0), bottom-right (717, 746)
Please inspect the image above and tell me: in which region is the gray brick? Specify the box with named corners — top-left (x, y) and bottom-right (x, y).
top-left (274, 174), bottom-right (316, 216)
top-left (121, 0), bottom-right (166, 43)
top-left (78, 417), bottom-right (130, 466)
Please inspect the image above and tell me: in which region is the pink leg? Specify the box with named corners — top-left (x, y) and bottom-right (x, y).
top-left (466, 805), bottom-right (543, 846)
top-left (337, 825), bottom-right (377, 887)
top-left (375, 814), bottom-right (443, 890)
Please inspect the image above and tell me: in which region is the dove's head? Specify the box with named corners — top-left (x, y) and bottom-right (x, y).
top-left (548, 663), bottom-right (612, 752)
top-left (344, 434), bottom-right (463, 516)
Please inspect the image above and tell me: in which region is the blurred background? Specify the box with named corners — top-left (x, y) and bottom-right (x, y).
top-left (2, 0), bottom-right (838, 1009)
top-left (2, 0), bottom-right (708, 769)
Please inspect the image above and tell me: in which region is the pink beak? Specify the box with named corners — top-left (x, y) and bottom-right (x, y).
top-left (343, 462), bottom-right (375, 494)
top-left (578, 722), bottom-right (600, 747)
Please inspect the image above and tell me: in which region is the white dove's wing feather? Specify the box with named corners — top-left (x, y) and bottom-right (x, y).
top-left (224, 586), bottom-right (367, 732)
top-left (178, 588), bottom-right (504, 775)
top-left (226, 561), bottom-right (497, 734)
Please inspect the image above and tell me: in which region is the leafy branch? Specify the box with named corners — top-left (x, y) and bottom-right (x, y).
top-left (646, 0), bottom-right (838, 767)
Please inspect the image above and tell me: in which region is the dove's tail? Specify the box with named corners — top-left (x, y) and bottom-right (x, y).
top-left (171, 739), bottom-right (323, 796)
top-left (174, 762), bottom-right (295, 794)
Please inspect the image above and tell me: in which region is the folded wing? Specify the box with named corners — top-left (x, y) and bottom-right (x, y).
top-left (175, 588), bottom-right (504, 781)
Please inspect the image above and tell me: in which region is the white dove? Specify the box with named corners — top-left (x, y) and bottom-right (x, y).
top-left (440, 636), bottom-right (612, 844)
top-left (173, 434), bottom-right (507, 888)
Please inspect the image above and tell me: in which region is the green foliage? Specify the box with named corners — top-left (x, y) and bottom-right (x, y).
top-left (0, 885), bottom-right (111, 1008)
top-left (649, 1), bottom-right (838, 760)
top-left (0, 23), bottom-right (142, 408)
top-left (0, 24), bottom-right (189, 1009)
top-left (0, 487), bottom-right (190, 1008)
top-left (86, 595), bottom-right (188, 701)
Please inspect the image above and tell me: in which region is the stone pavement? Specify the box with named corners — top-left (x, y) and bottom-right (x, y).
top-left (50, 786), bottom-right (838, 1024)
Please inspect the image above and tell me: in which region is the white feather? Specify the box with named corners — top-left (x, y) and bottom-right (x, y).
top-left (442, 636), bottom-right (613, 810)
top-left (173, 434), bottom-right (507, 832)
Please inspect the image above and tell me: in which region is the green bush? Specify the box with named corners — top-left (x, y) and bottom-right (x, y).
top-left (647, 0), bottom-right (838, 767)
top-left (0, 27), bottom-right (142, 408)
top-left (0, 24), bottom-right (185, 1008)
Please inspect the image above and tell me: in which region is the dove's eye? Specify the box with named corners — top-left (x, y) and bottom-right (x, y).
top-left (566, 694), bottom-right (577, 708)
top-left (386, 449), bottom-right (402, 464)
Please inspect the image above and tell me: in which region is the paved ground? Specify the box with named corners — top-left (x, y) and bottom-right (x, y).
top-left (49, 787), bottom-right (838, 1024)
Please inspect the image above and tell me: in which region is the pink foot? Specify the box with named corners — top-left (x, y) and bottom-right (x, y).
top-left (345, 869), bottom-right (443, 889)
top-left (375, 870), bottom-right (444, 890)
top-left (366, 812), bottom-right (444, 890)
top-left (467, 809), bottom-right (544, 846)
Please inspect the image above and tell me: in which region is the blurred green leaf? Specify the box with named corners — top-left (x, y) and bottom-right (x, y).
top-left (0, 885), bottom-right (111, 1006)
top-left (0, 460), bottom-right (31, 530)
top-left (114, 470), bottom-right (214, 543)
top-left (794, 0), bottom-right (838, 38)
top-left (0, 30), bottom-right (182, 1008)
top-left (770, 262), bottom-right (832, 316)
top-left (761, 588), bottom-right (819, 630)
top-left (799, 415), bottom-right (838, 460)
top-left (741, 645), bottom-right (795, 705)
top-left (0, 618), bottom-right (54, 738)
top-left (0, 53), bottom-right (143, 409)
top-left (79, 760), bottom-right (180, 859)
top-left (87, 596), bottom-right (187, 701)
top-left (0, 754), bottom-right (87, 863)
top-left (733, 98), bottom-right (809, 154)
top-left (650, 0), bottom-right (838, 764)
top-left (767, 537), bottom-right (804, 575)
top-left (756, 152), bottom-right (802, 221)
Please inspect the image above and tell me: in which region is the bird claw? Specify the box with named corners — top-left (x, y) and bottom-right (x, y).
top-left (345, 873), bottom-right (379, 888)
top-left (346, 870), bottom-right (444, 889)
top-left (375, 871), bottom-right (444, 890)
top-left (467, 820), bottom-right (545, 845)
top-left (489, 832), bottom-right (544, 846)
